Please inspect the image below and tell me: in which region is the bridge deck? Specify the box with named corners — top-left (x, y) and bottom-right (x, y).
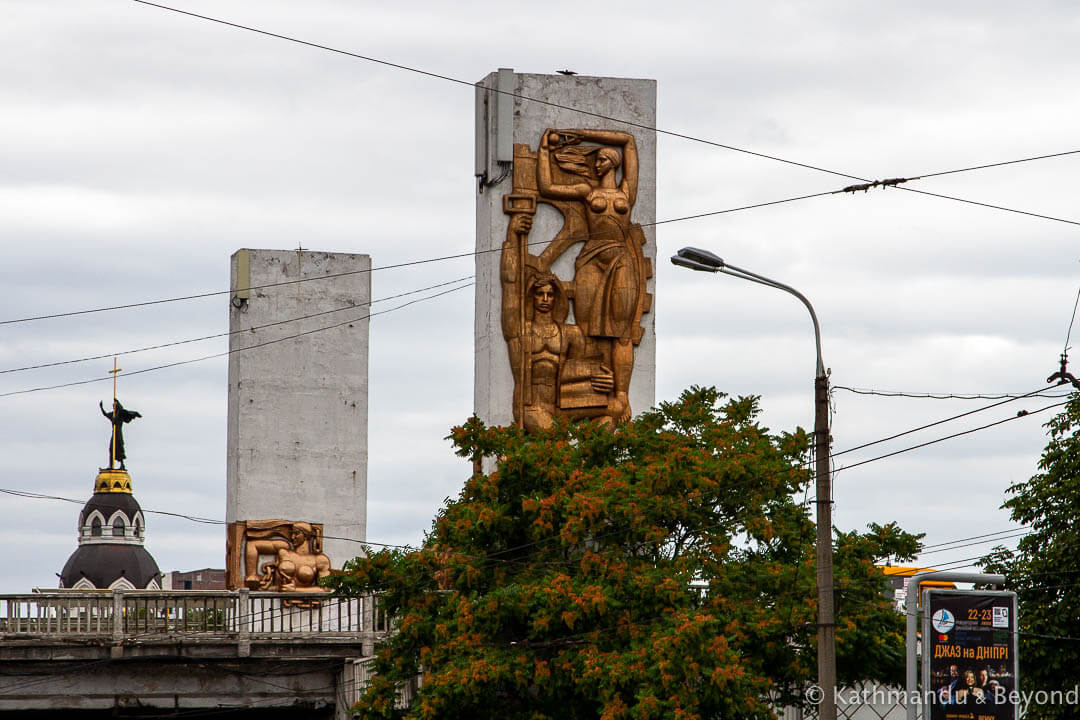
top-left (0, 590), bottom-right (387, 718)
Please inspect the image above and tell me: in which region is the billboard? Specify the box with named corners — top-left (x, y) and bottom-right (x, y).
top-left (922, 589), bottom-right (1018, 720)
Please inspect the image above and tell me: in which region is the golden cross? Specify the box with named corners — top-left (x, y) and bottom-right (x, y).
top-left (108, 357), bottom-right (122, 401)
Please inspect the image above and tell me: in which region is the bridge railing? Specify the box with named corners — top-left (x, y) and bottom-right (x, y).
top-left (0, 590), bottom-right (388, 640)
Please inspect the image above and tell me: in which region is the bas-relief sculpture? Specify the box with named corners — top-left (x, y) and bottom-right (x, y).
top-left (502, 129), bottom-right (652, 431)
top-left (226, 520), bottom-right (332, 594)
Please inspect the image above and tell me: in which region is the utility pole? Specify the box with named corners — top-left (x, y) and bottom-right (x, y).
top-left (815, 372), bottom-right (836, 720)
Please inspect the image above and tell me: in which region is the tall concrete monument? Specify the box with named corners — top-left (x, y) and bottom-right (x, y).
top-left (225, 249), bottom-right (369, 591)
top-left (475, 69), bottom-right (656, 428)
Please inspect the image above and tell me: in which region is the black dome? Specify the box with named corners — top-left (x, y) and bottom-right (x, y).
top-left (60, 544), bottom-right (161, 589)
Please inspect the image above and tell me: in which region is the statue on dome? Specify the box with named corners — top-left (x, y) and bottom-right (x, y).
top-left (100, 399), bottom-right (141, 470)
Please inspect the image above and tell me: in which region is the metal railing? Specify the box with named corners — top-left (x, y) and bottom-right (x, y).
top-left (0, 590), bottom-right (387, 640)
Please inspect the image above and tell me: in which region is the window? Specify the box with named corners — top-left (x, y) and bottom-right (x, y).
top-left (91, 518), bottom-right (102, 537)
top-left (113, 518), bottom-right (125, 537)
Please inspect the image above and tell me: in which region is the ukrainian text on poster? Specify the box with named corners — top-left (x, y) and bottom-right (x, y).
top-left (925, 591), bottom-right (1017, 720)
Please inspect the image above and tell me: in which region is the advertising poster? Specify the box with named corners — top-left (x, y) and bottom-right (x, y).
top-left (923, 589), bottom-right (1018, 720)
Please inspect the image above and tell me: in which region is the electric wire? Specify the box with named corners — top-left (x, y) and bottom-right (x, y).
top-left (1, 393), bottom-right (1060, 538)
top-left (0, 399), bottom-right (1058, 567)
top-left (0, 389), bottom-right (1066, 601)
top-left (920, 527), bottom-right (1031, 551)
top-left (909, 149), bottom-right (1080, 181)
top-left (0, 390), bottom-right (1061, 607)
top-left (834, 386), bottom-right (1071, 401)
top-left (0, 275), bottom-right (472, 375)
top-left (915, 531), bottom-right (1033, 556)
top-left (130, 0), bottom-right (1080, 231)
top-left (129, 0), bottom-right (862, 184)
top-left (833, 398), bottom-right (1070, 475)
top-left (1064, 279), bottom-right (1080, 352)
top-left (830, 385), bottom-right (1055, 460)
top-left (0, 188), bottom-right (838, 327)
top-left (897, 185), bottom-right (1080, 227)
top-left (0, 281), bottom-right (473, 398)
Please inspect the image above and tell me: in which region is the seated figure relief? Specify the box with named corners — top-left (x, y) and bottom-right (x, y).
top-left (227, 520), bottom-right (332, 593)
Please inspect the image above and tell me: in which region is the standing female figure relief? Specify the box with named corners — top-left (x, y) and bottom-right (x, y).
top-left (537, 128), bottom-right (646, 422)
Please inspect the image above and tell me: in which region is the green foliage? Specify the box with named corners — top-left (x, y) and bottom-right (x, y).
top-left (982, 393), bottom-right (1080, 720)
top-left (328, 387), bottom-right (920, 719)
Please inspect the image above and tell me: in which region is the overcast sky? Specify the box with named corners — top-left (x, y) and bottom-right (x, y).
top-left (1, 1), bottom-right (1078, 594)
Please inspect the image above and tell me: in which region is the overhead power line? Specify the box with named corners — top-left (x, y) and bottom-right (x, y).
top-left (4, 15), bottom-right (1076, 331)
top-left (834, 385), bottom-right (1072, 401)
top-left (0, 281), bottom-right (473, 398)
top-left (919, 526), bottom-right (1030, 551)
top-left (2, 400), bottom-right (1061, 536)
top-left (0, 275), bottom-right (473, 375)
top-left (910, 149), bottom-right (1080, 181)
top-left (4, 158), bottom-right (1074, 330)
top-left (129, 0), bottom-right (862, 183)
top-left (898, 185), bottom-right (1080, 227)
top-left (830, 385), bottom-right (1054, 459)
top-left (0, 189), bottom-right (841, 327)
top-left (1063, 278), bottom-right (1080, 352)
top-left (130, 1), bottom-right (1080, 226)
top-left (917, 531), bottom-right (1033, 556)
top-left (834, 398), bottom-right (1070, 474)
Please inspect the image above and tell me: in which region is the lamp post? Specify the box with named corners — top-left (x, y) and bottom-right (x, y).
top-left (671, 247), bottom-right (836, 720)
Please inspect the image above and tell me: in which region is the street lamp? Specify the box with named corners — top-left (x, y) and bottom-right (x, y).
top-left (671, 246), bottom-right (836, 720)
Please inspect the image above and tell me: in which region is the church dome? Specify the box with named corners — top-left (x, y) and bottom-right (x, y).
top-left (60, 544), bottom-right (161, 590)
top-left (58, 468), bottom-right (162, 590)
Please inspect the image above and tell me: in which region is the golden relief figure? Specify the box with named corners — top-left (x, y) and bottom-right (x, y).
top-left (226, 520), bottom-right (331, 593)
top-left (502, 128), bottom-right (652, 430)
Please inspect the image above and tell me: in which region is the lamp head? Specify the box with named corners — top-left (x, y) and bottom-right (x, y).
top-left (670, 255), bottom-right (717, 272)
top-left (676, 247), bottom-right (724, 269)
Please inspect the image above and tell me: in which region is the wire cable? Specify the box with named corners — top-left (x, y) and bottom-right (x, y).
top-left (1064, 278), bottom-right (1080, 352)
top-left (0, 399), bottom-right (1055, 558)
top-left (129, 1), bottom-right (863, 184)
top-left (831, 385), bottom-right (1055, 460)
top-left (919, 527), bottom-right (1030, 551)
top-left (896, 185), bottom-right (1080, 227)
top-left (0, 281), bottom-right (473, 398)
top-left (834, 386), bottom-right (1071, 401)
top-left (909, 149), bottom-right (1080, 181)
top-left (130, 0), bottom-right (1080, 231)
top-left (834, 398), bottom-right (1070, 475)
top-left (0, 188), bottom-right (839, 327)
top-left (0, 275), bottom-right (472, 375)
top-left (916, 531), bottom-right (1033, 556)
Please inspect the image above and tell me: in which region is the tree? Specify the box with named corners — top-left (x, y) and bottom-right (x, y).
top-left (982, 393), bottom-right (1080, 720)
top-left (329, 388), bottom-right (921, 719)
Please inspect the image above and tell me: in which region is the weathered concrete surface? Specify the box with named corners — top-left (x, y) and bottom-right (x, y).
top-left (0, 639), bottom-right (361, 716)
top-left (226, 249), bottom-right (370, 568)
top-left (474, 70), bottom-right (657, 427)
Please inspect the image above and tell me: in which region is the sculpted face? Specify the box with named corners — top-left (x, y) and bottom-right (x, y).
top-left (532, 283), bottom-right (555, 314)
